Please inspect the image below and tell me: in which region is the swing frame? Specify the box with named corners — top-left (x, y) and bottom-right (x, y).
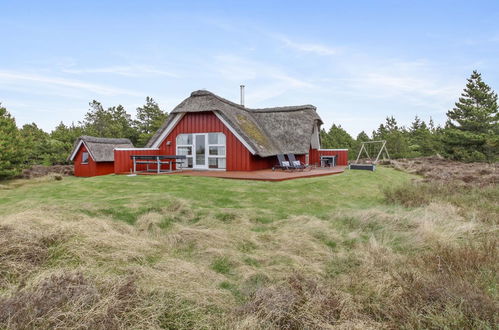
top-left (354, 140), bottom-right (390, 164)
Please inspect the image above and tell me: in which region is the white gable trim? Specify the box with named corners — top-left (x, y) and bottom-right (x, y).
top-left (69, 140), bottom-right (83, 161)
top-left (150, 113), bottom-right (185, 148)
top-left (318, 148), bottom-right (349, 151)
top-left (310, 123), bottom-right (320, 149)
top-left (214, 112), bottom-right (256, 155)
top-left (69, 140), bottom-right (96, 162)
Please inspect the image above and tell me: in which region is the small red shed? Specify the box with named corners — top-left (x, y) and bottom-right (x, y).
top-left (68, 136), bottom-right (133, 177)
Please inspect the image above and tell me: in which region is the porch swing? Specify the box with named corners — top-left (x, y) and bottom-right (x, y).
top-left (350, 140), bottom-right (390, 171)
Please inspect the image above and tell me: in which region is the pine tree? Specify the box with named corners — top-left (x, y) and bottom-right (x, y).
top-left (50, 122), bottom-right (85, 164)
top-left (319, 128), bottom-right (332, 148)
top-left (19, 123), bottom-right (50, 165)
top-left (319, 124), bottom-right (357, 159)
top-left (444, 70), bottom-right (499, 162)
top-left (51, 121), bottom-right (84, 147)
top-left (134, 97), bottom-right (168, 147)
top-left (81, 101), bottom-right (138, 144)
top-left (408, 116), bottom-right (435, 156)
top-left (0, 104), bottom-right (24, 178)
top-left (327, 124), bottom-right (355, 149)
top-left (373, 116), bottom-right (410, 158)
top-left (356, 131), bottom-right (370, 142)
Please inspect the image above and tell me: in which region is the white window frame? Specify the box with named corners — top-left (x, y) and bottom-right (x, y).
top-left (176, 134), bottom-right (194, 169)
top-left (176, 132), bottom-right (226, 170)
top-left (81, 152), bottom-right (89, 164)
top-left (207, 133), bottom-right (226, 170)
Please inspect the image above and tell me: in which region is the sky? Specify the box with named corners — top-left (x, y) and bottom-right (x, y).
top-left (1, 0), bottom-right (499, 136)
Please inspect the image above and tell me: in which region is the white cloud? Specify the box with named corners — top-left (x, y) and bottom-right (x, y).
top-left (278, 36), bottom-right (339, 56)
top-left (0, 70), bottom-right (144, 96)
top-left (331, 58), bottom-right (463, 110)
top-left (62, 65), bottom-right (179, 78)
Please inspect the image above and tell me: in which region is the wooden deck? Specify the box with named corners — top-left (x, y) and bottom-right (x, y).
top-left (123, 166), bottom-right (346, 181)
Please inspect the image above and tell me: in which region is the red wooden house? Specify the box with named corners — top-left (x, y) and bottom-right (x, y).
top-left (70, 90), bottom-right (348, 177)
top-left (68, 136), bottom-right (133, 177)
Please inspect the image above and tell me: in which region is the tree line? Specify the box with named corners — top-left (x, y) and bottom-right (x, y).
top-left (321, 115), bottom-right (442, 160)
top-left (0, 97), bottom-right (167, 178)
top-left (0, 71), bottom-right (497, 179)
top-left (322, 70), bottom-right (498, 162)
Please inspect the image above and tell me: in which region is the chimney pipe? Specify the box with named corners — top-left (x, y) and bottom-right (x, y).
top-left (240, 85), bottom-right (245, 107)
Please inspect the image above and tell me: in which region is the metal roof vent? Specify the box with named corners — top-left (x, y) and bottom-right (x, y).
top-left (240, 85), bottom-right (245, 107)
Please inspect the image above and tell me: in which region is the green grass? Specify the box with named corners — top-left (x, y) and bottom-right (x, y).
top-left (211, 256), bottom-right (234, 275)
top-left (0, 167), bottom-right (411, 221)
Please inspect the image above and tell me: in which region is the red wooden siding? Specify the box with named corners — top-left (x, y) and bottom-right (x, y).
top-left (156, 112), bottom-right (314, 171)
top-left (158, 111), bottom-right (255, 171)
top-left (113, 149), bottom-right (161, 174)
top-left (73, 144), bottom-right (114, 177)
top-left (309, 149), bottom-right (349, 166)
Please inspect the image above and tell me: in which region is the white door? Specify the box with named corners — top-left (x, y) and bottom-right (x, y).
top-left (193, 134), bottom-right (208, 169)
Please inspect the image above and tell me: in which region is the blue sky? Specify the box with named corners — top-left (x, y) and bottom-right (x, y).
top-left (1, 0), bottom-right (498, 136)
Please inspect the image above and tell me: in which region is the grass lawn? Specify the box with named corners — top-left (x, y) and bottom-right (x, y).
top-left (0, 167), bottom-right (410, 222)
top-left (0, 167), bottom-right (497, 329)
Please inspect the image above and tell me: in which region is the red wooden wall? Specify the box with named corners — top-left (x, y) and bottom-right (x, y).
top-left (73, 144), bottom-right (115, 177)
top-left (156, 112), bottom-right (312, 171)
top-left (158, 112), bottom-right (257, 171)
top-left (309, 149), bottom-right (349, 166)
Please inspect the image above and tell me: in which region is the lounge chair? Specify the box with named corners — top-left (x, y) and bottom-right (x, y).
top-left (287, 154), bottom-right (309, 171)
top-left (272, 154), bottom-right (293, 171)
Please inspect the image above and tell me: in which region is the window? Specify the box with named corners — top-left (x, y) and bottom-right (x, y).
top-left (208, 157), bottom-right (226, 169)
top-left (209, 146), bottom-right (225, 156)
top-left (176, 134), bottom-right (193, 168)
top-left (208, 132), bottom-right (225, 145)
top-left (177, 134), bottom-right (193, 145)
top-left (207, 133), bottom-right (226, 169)
top-left (176, 133), bottom-right (226, 169)
top-left (81, 152), bottom-right (89, 164)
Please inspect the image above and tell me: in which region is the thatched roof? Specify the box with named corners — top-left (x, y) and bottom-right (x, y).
top-left (68, 136), bottom-right (134, 162)
top-left (146, 90), bottom-right (323, 157)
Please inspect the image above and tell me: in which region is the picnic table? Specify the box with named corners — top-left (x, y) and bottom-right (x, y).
top-left (320, 155), bottom-right (337, 168)
top-left (131, 155), bottom-right (187, 174)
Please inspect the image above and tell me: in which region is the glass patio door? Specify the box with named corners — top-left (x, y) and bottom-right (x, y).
top-left (193, 134), bottom-right (207, 169)
top-left (176, 132), bottom-right (226, 170)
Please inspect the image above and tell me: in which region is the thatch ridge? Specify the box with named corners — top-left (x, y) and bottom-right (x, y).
top-left (146, 90), bottom-right (323, 156)
top-left (188, 90), bottom-right (317, 113)
top-left (79, 136), bottom-right (133, 145)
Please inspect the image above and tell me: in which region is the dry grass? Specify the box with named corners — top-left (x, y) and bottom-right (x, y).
top-left (386, 156), bottom-right (498, 186)
top-left (21, 165), bottom-right (73, 179)
top-left (0, 167), bottom-right (497, 329)
top-left (236, 208), bottom-right (497, 329)
top-left (1, 197), bottom-right (496, 329)
top-left (0, 173), bottom-right (66, 190)
top-left (0, 207), bottom-right (230, 329)
top-left (384, 180), bottom-right (499, 224)
top-left (0, 271), bottom-right (139, 329)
